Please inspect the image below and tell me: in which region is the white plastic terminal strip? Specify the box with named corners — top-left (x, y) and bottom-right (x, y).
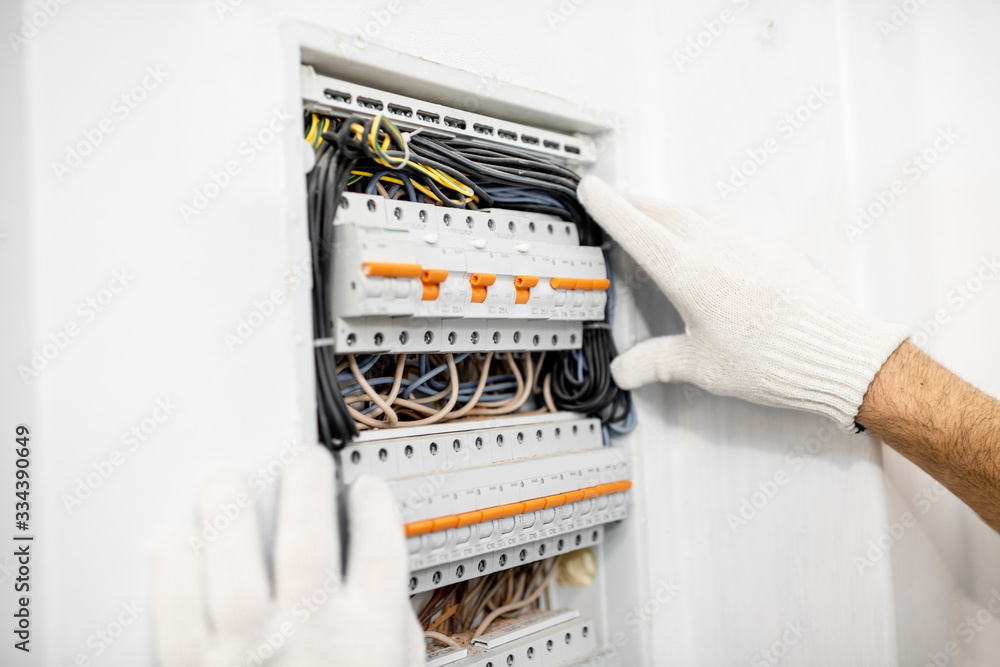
top-left (444, 617), bottom-right (598, 667)
top-left (339, 414), bottom-right (603, 483)
top-left (301, 67), bottom-right (596, 164)
top-left (472, 608), bottom-right (580, 649)
top-left (329, 193), bottom-right (609, 354)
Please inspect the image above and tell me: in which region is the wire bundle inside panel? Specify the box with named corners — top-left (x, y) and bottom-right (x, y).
top-left (417, 558), bottom-right (560, 650)
top-left (305, 112), bottom-right (633, 447)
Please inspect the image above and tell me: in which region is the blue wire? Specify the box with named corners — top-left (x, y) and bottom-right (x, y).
top-left (607, 401), bottom-right (638, 435)
top-left (366, 170), bottom-right (417, 201)
top-left (404, 353), bottom-right (470, 399)
top-left (336, 355), bottom-right (380, 382)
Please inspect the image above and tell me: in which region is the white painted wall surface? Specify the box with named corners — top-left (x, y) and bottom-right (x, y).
top-left (2, 0), bottom-right (999, 665)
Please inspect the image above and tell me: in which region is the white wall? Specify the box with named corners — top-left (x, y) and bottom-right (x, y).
top-left (2, 0), bottom-right (999, 665)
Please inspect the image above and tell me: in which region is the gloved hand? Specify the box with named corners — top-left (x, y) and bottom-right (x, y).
top-left (151, 445), bottom-right (425, 667)
top-left (578, 176), bottom-right (909, 431)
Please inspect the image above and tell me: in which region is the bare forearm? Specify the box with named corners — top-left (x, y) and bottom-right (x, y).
top-left (856, 340), bottom-right (1000, 531)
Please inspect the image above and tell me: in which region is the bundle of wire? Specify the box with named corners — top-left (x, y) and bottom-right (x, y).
top-left (305, 112), bottom-right (633, 447)
top-left (416, 558), bottom-right (560, 649)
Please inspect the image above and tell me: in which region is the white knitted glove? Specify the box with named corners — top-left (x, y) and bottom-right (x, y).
top-left (151, 445), bottom-right (424, 667)
top-left (579, 176), bottom-right (909, 431)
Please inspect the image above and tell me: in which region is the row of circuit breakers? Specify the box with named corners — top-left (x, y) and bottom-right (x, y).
top-left (342, 414), bottom-right (631, 667)
top-left (331, 193), bottom-right (610, 355)
top-left (307, 69), bottom-right (631, 666)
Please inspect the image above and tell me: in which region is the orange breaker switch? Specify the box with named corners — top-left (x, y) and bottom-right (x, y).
top-left (514, 275), bottom-right (538, 305)
top-left (363, 262), bottom-right (423, 278)
top-left (549, 277), bottom-right (578, 290)
top-left (469, 272), bottom-right (496, 303)
top-left (401, 480), bottom-right (634, 536)
top-left (421, 268), bottom-right (448, 301)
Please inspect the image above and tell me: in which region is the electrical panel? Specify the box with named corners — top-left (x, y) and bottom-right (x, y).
top-left (301, 59), bottom-right (637, 667)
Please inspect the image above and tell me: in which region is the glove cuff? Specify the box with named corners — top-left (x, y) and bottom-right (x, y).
top-left (763, 301), bottom-right (909, 431)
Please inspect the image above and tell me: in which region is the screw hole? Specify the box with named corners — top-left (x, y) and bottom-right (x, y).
top-left (517, 432), bottom-right (524, 444)
top-left (554, 427), bottom-right (561, 438)
top-left (373, 332), bottom-right (383, 346)
top-left (547, 223), bottom-right (554, 234)
top-left (404, 445), bottom-right (413, 459)
top-left (424, 330), bottom-right (434, 344)
top-left (508, 220), bottom-right (516, 232)
top-left (443, 213), bottom-right (452, 226)
top-left (456, 564), bottom-right (464, 578)
top-left (429, 442), bottom-right (438, 456)
top-left (471, 331), bottom-right (480, 344)
top-left (478, 559), bottom-right (486, 572)
top-left (466, 216), bottom-right (474, 229)
top-left (419, 209), bottom-right (427, 222)
top-left (350, 450), bottom-right (360, 464)
top-left (452, 439), bottom-right (461, 452)
top-left (528, 221), bottom-right (536, 232)
top-left (499, 554), bottom-right (507, 566)
top-left (409, 576), bottom-right (417, 590)
top-left (592, 530), bottom-right (599, 542)
top-left (367, 199), bottom-right (376, 212)
top-left (532, 335), bottom-right (540, 347)
top-left (487, 218), bottom-right (495, 230)
top-left (496, 434), bottom-right (504, 447)
top-left (519, 549), bottom-right (527, 561)
top-left (346, 333), bottom-right (356, 346)
top-left (492, 331), bottom-right (501, 344)
top-left (399, 331), bottom-right (409, 345)
top-left (378, 448), bottom-right (387, 462)
top-left (552, 335), bottom-right (558, 345)
top-left (393, 207), bottom-right (402, 220)
top-left (536, 429), bottom-right (543, 441)
top-left (432, 571), bottom-right (441, 584)
top-left (448, 331), bottom-right (457, 345)
top-left (475, 436), bottom-right (483, 450)
top-left (513, 331), bottom-right (521, 343)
